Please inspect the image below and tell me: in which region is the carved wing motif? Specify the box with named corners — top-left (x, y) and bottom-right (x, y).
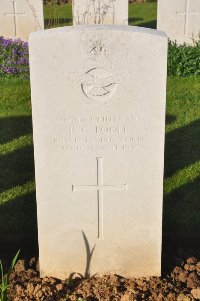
top-left (84, 74), bottom-right (116, 96)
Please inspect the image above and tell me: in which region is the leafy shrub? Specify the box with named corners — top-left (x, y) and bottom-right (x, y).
top-left (168, 39), bottom-right (200, 77)
top-left (0, 37), bottom-right (29, 78)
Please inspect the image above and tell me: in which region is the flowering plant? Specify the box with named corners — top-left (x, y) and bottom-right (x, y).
top-left (0, 36), bottom-right (29, 78)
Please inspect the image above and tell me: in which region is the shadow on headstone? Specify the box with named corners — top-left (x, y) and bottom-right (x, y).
top-left (68, 231), bottom-right (96, 279)
top-left (82, 231), bottom-right (96, 278)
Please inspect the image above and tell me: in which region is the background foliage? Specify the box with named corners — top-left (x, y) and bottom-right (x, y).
top-left (168, 40), bottom-right (200, 77)
top-left (0, 37), bottom-right (29, 78)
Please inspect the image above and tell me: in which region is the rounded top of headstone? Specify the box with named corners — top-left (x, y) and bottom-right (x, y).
top-left (29, 25), bottom-right (167, 43)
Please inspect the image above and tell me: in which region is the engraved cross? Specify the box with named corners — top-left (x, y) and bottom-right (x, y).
top-left (4, 1), bottom-right (27, 37)
top-left (176, 0), bottom-right (200, 35)
top-left (72, 157), bottom-right (127, 239)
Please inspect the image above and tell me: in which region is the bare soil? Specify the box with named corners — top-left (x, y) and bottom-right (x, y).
top-left (10, 256), bottom-right (200, 301)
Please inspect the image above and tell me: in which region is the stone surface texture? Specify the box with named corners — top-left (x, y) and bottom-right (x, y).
top-left (72, 0), bottom-right (128, 25)
top-left (0, 0), bottom-right (44, 41)
top-left (157, 0), bottom-right (200, 44)
top-left (29, 25), bottom-right (168, 279)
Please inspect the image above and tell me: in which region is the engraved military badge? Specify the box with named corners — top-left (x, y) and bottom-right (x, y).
top-left (68, 37), bottom-right (134, 106)
top-left (81, 67), bottom-right (117, 102)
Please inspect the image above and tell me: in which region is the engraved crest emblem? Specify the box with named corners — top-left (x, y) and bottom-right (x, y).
top-left (68, 66), bottom-right (133, 106)
top-left (88, 40), bottom-right (110, 60)
top-left (81, 67), bottom-right (117, 102)
top-left (68, 37), bottom-right (134, 106)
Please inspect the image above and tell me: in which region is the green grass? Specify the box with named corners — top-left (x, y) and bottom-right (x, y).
top-left (43, 2), bottom-right (157, 28)
top-left (44, 3), bottom-right (72, 28)
top-left (0, 76), bottom-right (200, 255)
top-left (129, 2), bottom-right (157, 28)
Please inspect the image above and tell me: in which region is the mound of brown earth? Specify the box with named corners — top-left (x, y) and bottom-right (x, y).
top-left (10, 257), bottom-right (200, 301)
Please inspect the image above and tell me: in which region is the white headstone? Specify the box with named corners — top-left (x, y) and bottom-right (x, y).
top-left (0, 0), bottom-right (44, 41)
top-left (72, 0), bottom-right (128, 25)
top-left (157, 0), bottom-right (200, 44)
top-left (29, 25), bottom-right (167, 279)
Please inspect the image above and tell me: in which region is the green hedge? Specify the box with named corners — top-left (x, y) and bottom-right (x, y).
top-left (168, 40), bottom-right (200, 77)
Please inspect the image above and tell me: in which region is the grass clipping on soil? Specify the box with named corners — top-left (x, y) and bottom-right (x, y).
top-left (9, 257), bottom-right (200, 301)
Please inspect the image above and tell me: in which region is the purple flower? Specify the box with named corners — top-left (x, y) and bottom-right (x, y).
top-left (0, 36), bottom-right (29, 78)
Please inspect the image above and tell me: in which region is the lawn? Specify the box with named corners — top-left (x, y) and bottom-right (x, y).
top-left (129, 2), bottom-right (157, 28)
top-left (0, 1), bottom-right (200, 260)
top-left (44, 3), bottom-right (72, 27)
